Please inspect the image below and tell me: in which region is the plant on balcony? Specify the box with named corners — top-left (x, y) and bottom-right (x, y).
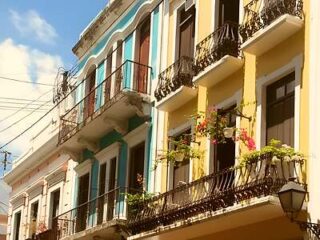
top-left (241, 139), bottom-right (304, 165)
top-left (196, 106), bottom-right (229, 144)
top-left (36, 221), bottom-right (48, 234)
top-left (126, 174), bottom-right (155, 207)
top-left (154, 137), bottom-right (202, 168)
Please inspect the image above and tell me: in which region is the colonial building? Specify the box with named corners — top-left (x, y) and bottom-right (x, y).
top-left (4, 0), bottom-right (320, 239)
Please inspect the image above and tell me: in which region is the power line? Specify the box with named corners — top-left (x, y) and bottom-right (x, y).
top-left (0, 89), bottom-right (52, 124)
top-left (0, 97), bottom-right (49, 102)
top-left (0, 101), bottom-right (52, 106)
top-left (0, 76), bottom-right (54, 87)
top-left (0, 106), bottom-right (51, 110)
top-left (0, 99), bottom-right (52, 133)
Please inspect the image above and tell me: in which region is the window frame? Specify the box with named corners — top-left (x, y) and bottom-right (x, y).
top-left (256, 54), bottom-right (303, 150)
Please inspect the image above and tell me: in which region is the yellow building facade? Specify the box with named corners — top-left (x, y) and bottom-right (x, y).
top-left (128, 0), bottom-right (315, 239)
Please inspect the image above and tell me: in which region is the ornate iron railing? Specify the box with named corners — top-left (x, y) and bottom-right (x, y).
top-left (240, 0), bottom-right (303, 42)
top-left (154, 56), bottom-right (194, 102)
top-left (195, 21), bottom-right (240, 74)
top-left (53, 188), bottom-right (127, 239)
top-left (127, 154), bottom-right (305, 234)
top-left (58, 60), bottom-right (152, 144)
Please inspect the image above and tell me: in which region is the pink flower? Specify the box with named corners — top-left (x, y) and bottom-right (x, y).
top-left (211, 139), bottom-right (217, 145)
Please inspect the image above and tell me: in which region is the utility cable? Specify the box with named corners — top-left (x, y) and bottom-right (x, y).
top-left (0, 99), bottom-right (52, 133)
top-left (0, 97), bottom-right (49, 102)
top-left (0, 89), bottom-right (52, 124)
top-left (0, 76), bottom-right (54, 86)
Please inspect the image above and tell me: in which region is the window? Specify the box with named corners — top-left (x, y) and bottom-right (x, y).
top-left (214, 105), bottom-right (236, 172)
top-left (105, 52), bottom-right (113, 102)
top-left (97, 163), bottom-right (106, 224)
top-left (84, 69), bottom-right (96, 119)
top-left (76, 173), bottom-right (90, 232)
top-left (129, 142), bottom-right (145, 192)
top-left (172, 128), bottom-right (191, 188)
top-left (178, 6), bottom-right (195, 59)
top-left (136, 17), bottom-right (150, 93)
top-left (49, 189), bottom-right (60, 228)
top-left (266, 72), bottom-right (295, 146)
top-left (218, 0), bottom-right (239, 26)
top-left (107, 157), bottom-right (117, 221)
top-left (13, 211), bottom-right (21, 240)
top-left (29, 201), bottom-right (39, 238)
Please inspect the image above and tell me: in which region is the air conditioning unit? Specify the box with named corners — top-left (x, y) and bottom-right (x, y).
top-left (185, 0), bottom-right (195, 11)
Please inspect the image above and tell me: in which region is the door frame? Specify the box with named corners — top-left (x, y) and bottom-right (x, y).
top-left (208, 90), bottom-right (242, 175)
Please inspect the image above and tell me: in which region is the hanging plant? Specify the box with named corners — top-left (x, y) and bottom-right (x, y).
top-left (196, 106), bottom-right (230, 144)
top-left (154, 137), bottom-right (202, 168)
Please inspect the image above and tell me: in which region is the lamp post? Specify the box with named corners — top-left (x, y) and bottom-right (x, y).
top-left (278, 179), bottom-right (320, 239)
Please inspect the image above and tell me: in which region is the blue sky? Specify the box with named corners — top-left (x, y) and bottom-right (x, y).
top-left (0, 0), bottom-right (108, 67)
top-left (0, 1), bottom-right (110, 177)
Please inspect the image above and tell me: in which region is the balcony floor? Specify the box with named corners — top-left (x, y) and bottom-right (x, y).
top-left (241, 14), bottom-right (304, 56)
top-left (155, 86), bottom-right (197, 112)
top-left (128, 196), bottom-right (305, 240)
top-left (60, 91), bottom-right (150, 152)
top-left (193, 55), bottom-right (243, 88)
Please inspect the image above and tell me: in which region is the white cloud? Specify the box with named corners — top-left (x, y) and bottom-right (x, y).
top-left (10, 9), bottom-right (58, 45)
top-left (0, 38), bottom-right (63, 155)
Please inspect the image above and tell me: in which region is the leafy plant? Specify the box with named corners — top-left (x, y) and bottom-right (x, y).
top-left (240, 139), bottom-right (303, 164)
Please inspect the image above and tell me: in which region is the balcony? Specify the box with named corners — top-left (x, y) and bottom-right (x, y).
top-left (127, 154), bottom-right (305, 237)
top-left (240, 0), bottom-right (304, 56)
top-left (53, 188), bottom-right (126, 240)
top-left (154, 56), bottom-right (197, 112)
top-left (58, 60), bottom-right (152, 152)
top-left (194, 22), bottom-right (243, 88)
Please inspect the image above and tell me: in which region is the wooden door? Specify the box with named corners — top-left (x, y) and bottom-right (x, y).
top-left (13, 211), bottom-right (21, 240)
top-left (50, 189), bottom-right (60, 228)
top-left (84, 72), bottom-right (96, 120)
top-left (107, 157), bottom-right (117, 220)
top-left (266, 73), bottom-right (295, 146)
top-left (76, 173), bottom-right (89, 232)
top-left (179, 6), bottom-right (195, 59)
top-left (97, 163), bottom-right (106, 224)
top-left (137, 18), bottom-right (150, 93)
top-left (219, 0), bottom-right (240, 26)
top-left (129, 142), bottom-right (145, 192)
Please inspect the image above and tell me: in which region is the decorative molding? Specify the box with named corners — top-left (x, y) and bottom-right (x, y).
top-left (123, 122), bottom-right (150, 148)
top-left (74, 159), bottom-right (93, 177)
top-left (77, 137), bottom-right (99, 152)
top-left (95, 142), bottom-right (121, 164)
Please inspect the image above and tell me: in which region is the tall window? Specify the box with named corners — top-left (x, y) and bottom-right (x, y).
top-left (84, 69), bottom-right (96, 119)
top-left (129, 142), bottom-right (145, 192)
top-left (172, 128), bottom-right (191, 189)
top-left (49, 189), bottom-right (60, 228)
top-left (107, 157), bottom-right (117, 221)
top-left (97, 163), bottom-right (106, 224)
top-left (76, 173), bottom-right (90, 232)
top-left (218, 0), bottom-right (239, 26)
top-left (266, 72), bottom-right (295, 146)
top-left (214, 106), bottom-right (236, 172)
top-left (136, 17), bottom-right (150, 93)
top-left (178, 6), bottom-right (195, 59)
top-left (13, 211), bottom-right (21, 240)
top-left (29, 201), bottom-right (39, 238)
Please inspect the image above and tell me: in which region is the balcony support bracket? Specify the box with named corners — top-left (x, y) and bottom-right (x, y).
top-left (77, 137), bottom-right (99, 152)
top-left (60, 147), bottom-right (81, 162)
top-left (104, 117), bottom-right (128, 135)
top-left (125, 93), bottom-right (151, 117)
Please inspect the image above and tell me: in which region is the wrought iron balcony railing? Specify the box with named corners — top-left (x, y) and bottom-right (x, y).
top-left (154, 56), bottom-right (194, 102)
top-left (195, 21), bottom-right (240, 74)
top-left (52, 188), bottom-right (126, 239)
top-left (127, 154), bottom-right (305, 234)
top-left (240, 0), bottom-right (303, 42)
top-left (58, 60), bottom-right (152, 144)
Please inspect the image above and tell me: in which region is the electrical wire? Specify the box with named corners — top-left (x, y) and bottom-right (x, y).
top-left (0, 97), bottom-right (49, 102)
top-left (0, 99), bottom-right (52, 133)
top-left (0, 101), bottom-right (52, 106)
top-left (0, 89), bottom-right (52, 124)
top-left (0, 76), bottom-right (54, 86)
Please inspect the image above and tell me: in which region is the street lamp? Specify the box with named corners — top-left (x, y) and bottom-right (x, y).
top-left (278, 179), bottom-right (320, 239)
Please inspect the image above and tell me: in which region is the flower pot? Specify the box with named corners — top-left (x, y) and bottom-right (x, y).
top-left (175, 152), bottom-right (185, 162)
top-left (223, 127), bottom-right (234, 138)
